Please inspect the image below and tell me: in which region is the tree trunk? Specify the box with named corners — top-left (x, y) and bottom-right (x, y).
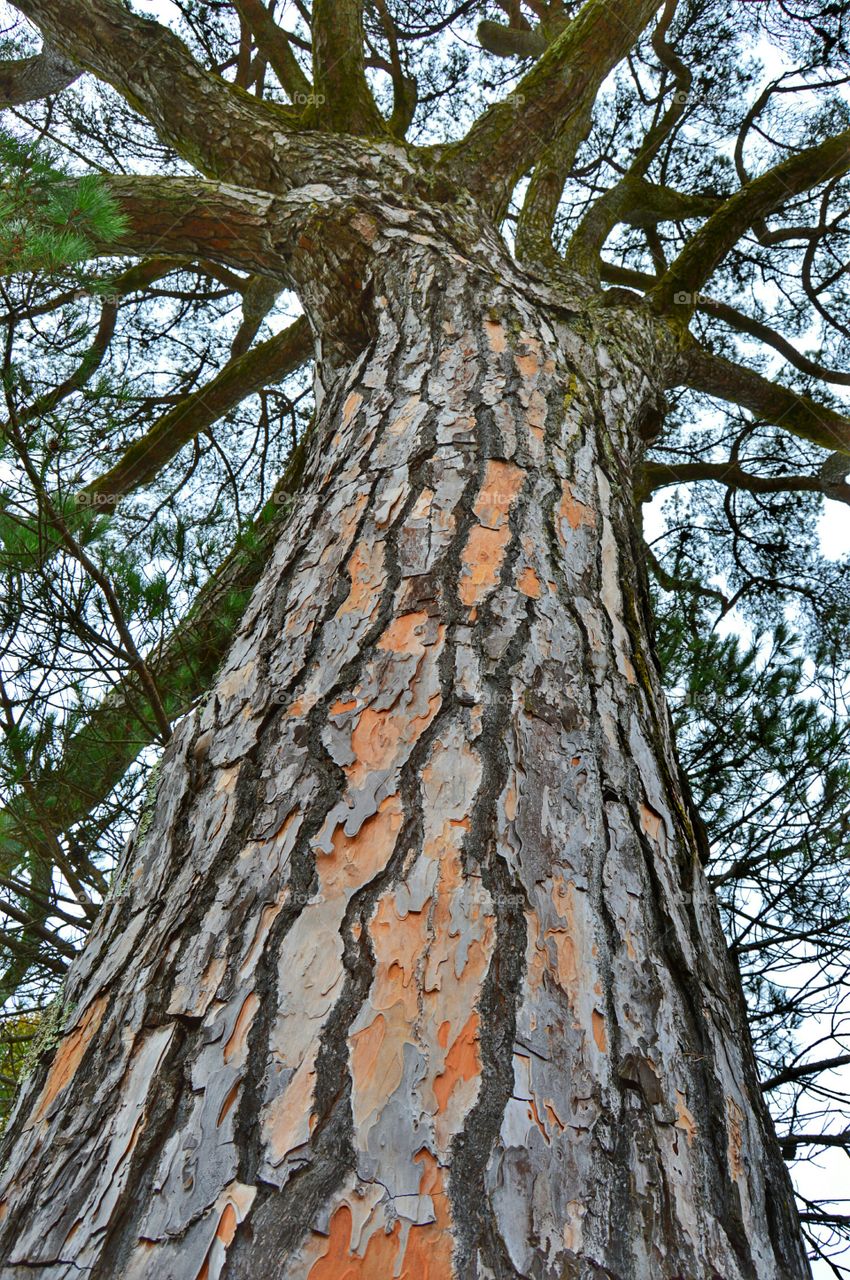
top-left (0, 228), bottom-right (810, 1280)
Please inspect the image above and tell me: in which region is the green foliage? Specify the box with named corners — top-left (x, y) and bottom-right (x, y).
top-left (0, 131), bottom-right (126, 276)
top-left (0, 1007), bottom-right (43, 1133)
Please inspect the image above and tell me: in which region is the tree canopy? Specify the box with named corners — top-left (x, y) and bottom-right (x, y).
top-left (0, 0), bottom-right (849, 1269)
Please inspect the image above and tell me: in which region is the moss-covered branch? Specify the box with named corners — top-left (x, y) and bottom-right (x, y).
top-left (680, 342), bottom-right (850, 458)
top-left (80, 315), bottom-right (311, 510)
top-left (0, 41), bottom-right (80, 105)
top-left (448, 0), bottom-right (660, 219)
top-left (234, 0), bottom-right (311, 102)
top-left (11, 0), bottom-right (298, 184)
top-left (310, 0), bottom-right (385, 134)
top-left (652, 126), bottom-right (850, 316)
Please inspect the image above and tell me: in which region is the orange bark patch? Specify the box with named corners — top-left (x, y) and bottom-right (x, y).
top-left (675, 1090), bottom-right (697, 1145)
top-left (330, 698), bottom-right (358, 716)
top-left (434, 1013), bottom-right (480, 1113)
top-left (544, 1100), bottom-right (566, 1133)
top-left (377, 610), bottom-right (431, 655)
top-left (337, 540), bottom-right (384, 617)
top-left (727, 1097), bottom-right (745, 1180)
top-left (459, 524), bottom-right (511, 607)
top-left (349, 1014), bottom-right (387, 1094)
top-left (592, 1009), bottom-right (607, 1053)
top-left (265, 1055), bottom-right (316, 1163)
top-left (640, 804), bottom-right (664, 841)
top-left (517, 565), bottom-right (542, 598)
top-left (348, 693), bottom-right (442, 785)
top-left (484, 319), bottom-right (507, 354)
top-left (215, 1202), bottom-right (238, 1249)
top-left (307, 1204), bottom-right (402, 1280)
top-left (341, 391), bottom-right (362, 427)
top-left (217, 1079), bottom-right (241, 1127)
top-left (515, 351), bottom-right (539, 380)
top-left (195, 1186), bottom-right (255, 1280)
top-left (223, 992), bottom-right (258, 1064)
top-left (34, 993), bottom-right (109, 1121)
top-left (559, 482), bottom-right (595, 532)
top-left (369, 895), bottom-right (429, 1015)
top-left (320, 796), bottom-right (404, 896)
top-left (473, 460), bottom-right (524, 530)
top-left (399, 1153), bottom-right (455, 1279)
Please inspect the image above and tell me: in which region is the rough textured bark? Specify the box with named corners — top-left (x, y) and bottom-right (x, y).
top-left (0, 215), bottom-right (810, 1278)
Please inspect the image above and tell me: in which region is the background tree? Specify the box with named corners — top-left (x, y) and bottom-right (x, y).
top-left (0, 0), bottom-right (848, 1276)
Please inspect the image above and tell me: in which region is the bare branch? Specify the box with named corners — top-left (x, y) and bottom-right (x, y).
top-left (763, 1054), bottom-right (850, 1091)
top-left (639, 459), bottom-right (850, 504)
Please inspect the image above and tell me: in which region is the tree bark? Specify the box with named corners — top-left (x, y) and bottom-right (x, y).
top-left (0, 225), bottom-right (810, 1279)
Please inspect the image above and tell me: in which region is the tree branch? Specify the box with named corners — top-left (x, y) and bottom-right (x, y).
top-left (79, 315), bottom-right (311, 510)
top-left (652, 126), bottom-right (850, 316)
top-left (91, 176), bottom-right (292, 278)
top-left (309, 0), bottom-right (385, 134)
top-left (639, 459), bottom-right (850, 504)
top-left (762, 1053), bottom-right (850, 1092)
top-left (680, 342), bottom-right (850, 458)
top-left (600, 260), bottom-right (850, 386)
top-left (11, 0), bottom-right (299, 185)
top-left (448, 0), bottom-right (660, 219)
top-left (0, 424), bottom-right (314, 908)
top-left (234, 0), bottom-right (311, 102)
top-left (564, 177), bottom-right (718, 279)
top-left (0, 42), bottom-right (80, 105)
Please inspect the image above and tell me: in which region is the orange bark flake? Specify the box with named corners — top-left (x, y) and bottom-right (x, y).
top-left (305, 1157), bottom-right (456, 1280)
top-left (559, 481), bottom-right (595, 532)
top-left (376, 610), bottom-right (431, 655)
top-left (434, 1012), bottom-right (481, 1113)
top-left (217, 1079), bottom-right (241, 1128)
top-left (330, 697), bottom-right (358, 716)
top-left (640, 804), bottom-right (664, 841)
top-left (517, 565), bottom-right (542, 598)
top-left (484, 319), bottom-right (507, 354)
top-left (195, 1185), bottom-right (256, 1280)
top-left (348, 693), bottom-right (442, 785)
top-left (223, 992), bottom-right (259, 1064)
top-left (34, 993), bottom-right (109, 1122)
top-left (515, 351), bottom-right (539, 380)
top-left (341, 391), bottom-right (362, 427)
top-left (473, 460), bottom-right (525, 530)
top-left (459, 524), bottom-right (511, 607)
top-left (264, 1055), bottom-right (316, 1163)
top-left (307, 1205), bottom-right (402, 1280)
top-left (675, 1090), bottom-right (698, 1146)
top-left (319, 795), bottom-right (404, 897)
top-left (727, 1097), bottom-right (746, 1180)
top-left (337, 540), bottom-right (385, 618)
top-left (592, 1009), bottom-right (608, 1053)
